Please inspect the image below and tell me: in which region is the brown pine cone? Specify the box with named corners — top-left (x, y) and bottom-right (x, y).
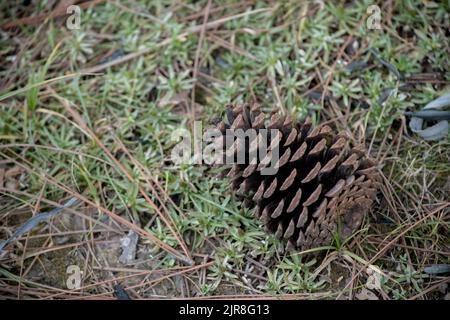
top-left (213, 103), bottom-right (381, 251)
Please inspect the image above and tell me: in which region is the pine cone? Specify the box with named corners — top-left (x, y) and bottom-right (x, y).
top-left (213, 103), bottom-right (381, 251)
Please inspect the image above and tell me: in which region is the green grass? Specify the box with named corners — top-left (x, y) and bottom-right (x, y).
top-left (0, 0), bottom-right (449, 299)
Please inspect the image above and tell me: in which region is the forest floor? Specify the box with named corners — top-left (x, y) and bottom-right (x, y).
top-left (0, 0), bottom-right (449, 299)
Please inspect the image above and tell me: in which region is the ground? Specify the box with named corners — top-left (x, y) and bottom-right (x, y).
top-left (0, 0), bottom-right (449, 299)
